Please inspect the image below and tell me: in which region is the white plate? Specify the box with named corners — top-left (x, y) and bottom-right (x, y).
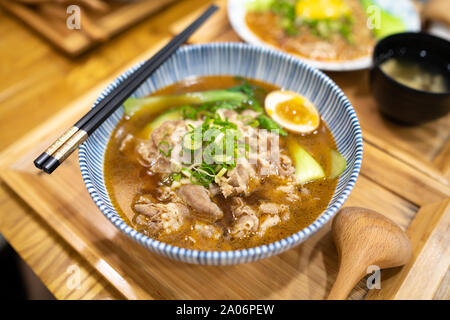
top-left (228, 0), bottom-right (420, 71)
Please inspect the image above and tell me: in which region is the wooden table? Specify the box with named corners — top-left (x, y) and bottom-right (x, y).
top-left (0, 0), bottom-right (448, 300)
top-left (0, 0), bottom-right (214, 299)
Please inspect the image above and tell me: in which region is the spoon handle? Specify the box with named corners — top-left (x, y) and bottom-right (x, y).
top-left (327, 264), bottom-right (365, 300)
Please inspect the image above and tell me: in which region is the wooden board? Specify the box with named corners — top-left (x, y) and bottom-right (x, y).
top-left (0, 0), bottom-right (449, 300)
top-left (0, 0), bottom-right (178, 56)
top-left (1, 87), bottom-right (448, 300)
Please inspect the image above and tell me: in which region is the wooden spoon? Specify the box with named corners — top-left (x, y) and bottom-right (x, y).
top-left (328, 207), bottom-right (412, 300)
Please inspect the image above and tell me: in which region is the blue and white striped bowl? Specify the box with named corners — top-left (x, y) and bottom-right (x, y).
top-left (79, 43), bottom-right (363, 265)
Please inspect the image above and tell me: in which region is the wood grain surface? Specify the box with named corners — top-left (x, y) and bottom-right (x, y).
top-left (366, 199), bottom-right (450, 299)
top-left (0, 0), bottom-right (213, 300)
top-left (0, 0), bottom-right (448, 299)
top-left (0, 0), bottom-right (178, 56)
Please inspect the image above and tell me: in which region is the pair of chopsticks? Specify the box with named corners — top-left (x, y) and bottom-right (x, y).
top-left (34, 5), bottom-right (218, 174)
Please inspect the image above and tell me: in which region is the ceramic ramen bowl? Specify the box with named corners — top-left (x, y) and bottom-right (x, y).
top-left (79, 43), bottom-right (363, 265)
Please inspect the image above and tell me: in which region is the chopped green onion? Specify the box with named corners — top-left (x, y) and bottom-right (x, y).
top-left (257, 114), bottom-right (288, 136)
top-left (181, 105), bottom-right (198, 120)
top-left (216, 167), bottom-right (227, 180)
top-left (181, 168), bottom-right (192, 177)
top-left (171, 172), bottom-right (182, 181)
top-left (245, 119), bottom-right (260, 127)
top-left (158, 141), bottom-right (172, 158)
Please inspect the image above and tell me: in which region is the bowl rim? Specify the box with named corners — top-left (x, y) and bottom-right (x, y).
top-left (372, 32), bottom-right (450, 96)
top-left (79, 42), bottom-right (363, 264)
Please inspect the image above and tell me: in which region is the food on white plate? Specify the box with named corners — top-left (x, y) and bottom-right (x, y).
top-left (244, 0), bottom-right (407, 62)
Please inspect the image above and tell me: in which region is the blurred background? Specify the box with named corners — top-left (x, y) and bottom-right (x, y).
top-left (0, 0), bottom-right (448, 300)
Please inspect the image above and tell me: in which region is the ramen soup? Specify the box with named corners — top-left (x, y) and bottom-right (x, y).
top-left (245, 0), bottom-right (376, 61)
top-left (105, 76), bottom-right (345, 251)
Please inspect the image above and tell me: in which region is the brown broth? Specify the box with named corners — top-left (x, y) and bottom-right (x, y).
top-left (104, 76), bottom-right (337, 251)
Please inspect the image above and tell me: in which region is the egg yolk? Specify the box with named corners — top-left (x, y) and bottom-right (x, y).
top-left (295, 0), bottom-right (350, 20)
top-left (274, 97), bottom-right (319, 127)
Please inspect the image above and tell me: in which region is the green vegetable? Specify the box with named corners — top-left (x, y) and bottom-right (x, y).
top-left (140, 107), bottom-right (183, 137)
top-left (245, 118), bottom-right (259, 127)
top-left (257, 114), bottom-right (287, 136)
top-left (171, 172), bottom-right (182, 181)
top-left (158, 141), bottom-right (172, 158)
top-left (216, 167), bottom-right (227, 178)
top-left (178, 110), bottom-right (244, 187)
top-left (304, 17), bottom-right (354, 43)
top-left (180, 105), bottom-right (198, 120)
top-left (328, 149), bottom-right (346, 179)
top-left (247, 0), bottom-right (298, 35)
top-left (228, 77), bottom-right (264, 112)
top-left (123, 90), bottom-right (249, 117)
top-left (360, 0), bottom-right (406, 39)
top-left (338, 22), bottom-right (353, 43)
top-left (316, 21), bottom-right (330, 38)
top-left (246, 0), bottom-right (275, 12)
top-left (288, 138), bottom-right (325, 184)
top-left (271, 0), bottom-right (298, 36)
top-left (190, 164), bottom-right (216, 187)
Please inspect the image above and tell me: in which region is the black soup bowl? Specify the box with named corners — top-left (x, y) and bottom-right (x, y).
top-left (370, 32), bottom-right (450, 125)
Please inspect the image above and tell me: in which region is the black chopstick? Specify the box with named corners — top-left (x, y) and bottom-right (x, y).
top-left (35, 4), bottom-right (218, 174)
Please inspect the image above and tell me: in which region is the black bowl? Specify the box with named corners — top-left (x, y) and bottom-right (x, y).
top-left (370, 32), bottom-right (450, 125)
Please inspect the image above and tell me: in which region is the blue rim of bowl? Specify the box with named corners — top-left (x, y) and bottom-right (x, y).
top-left (78, 42), bottom-right (363, 265)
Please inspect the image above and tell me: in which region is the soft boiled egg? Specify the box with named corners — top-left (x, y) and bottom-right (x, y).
top-left (265, 90), bottom-right (320, 134)
top-left (295, 0), bottom-right (350, 20)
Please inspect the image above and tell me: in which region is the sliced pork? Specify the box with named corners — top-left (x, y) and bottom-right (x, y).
top-left (134, 196), bottom-right (188, 234)
top-left (177, 184), bottom-right (224, 221)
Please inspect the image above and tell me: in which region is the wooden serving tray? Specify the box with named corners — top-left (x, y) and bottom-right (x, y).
top-left (0, 1), bottom-right (449, 299)
top-left (0, 0), bottom-right (178, 56)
